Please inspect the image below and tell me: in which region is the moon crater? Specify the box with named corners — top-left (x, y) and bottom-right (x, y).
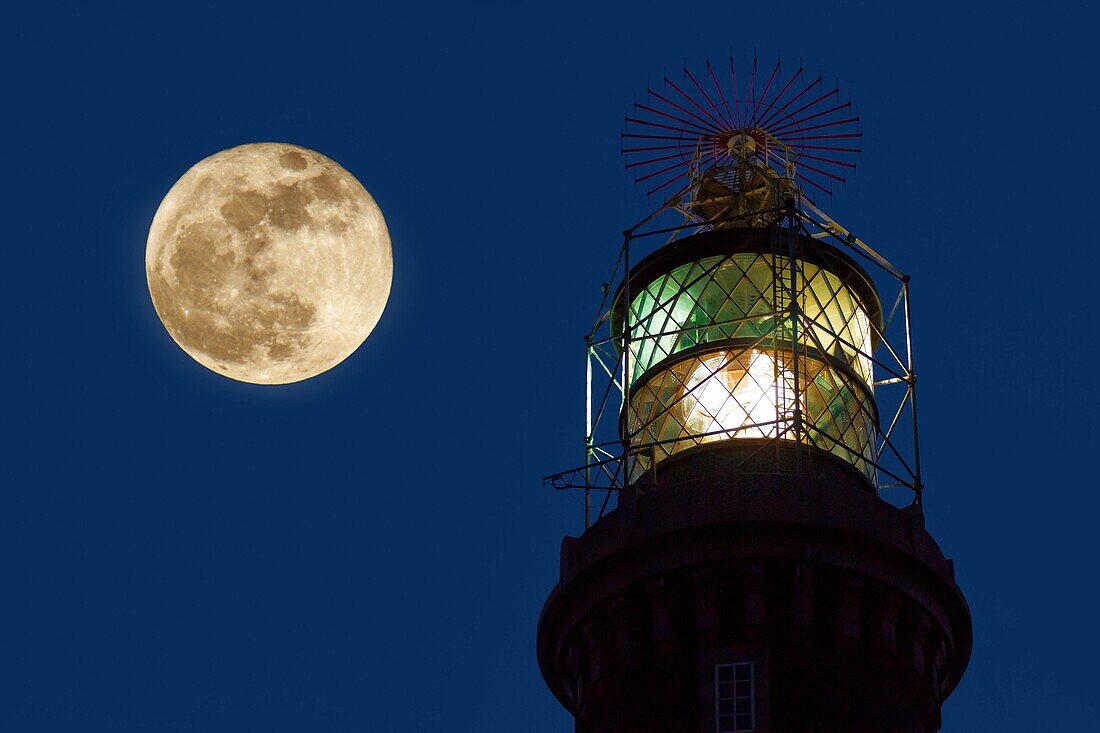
top-left (146, 143), bottom-right (392, 384)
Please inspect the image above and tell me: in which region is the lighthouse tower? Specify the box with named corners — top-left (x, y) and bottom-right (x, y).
top-left (537, 57), bottom-right (971, 732)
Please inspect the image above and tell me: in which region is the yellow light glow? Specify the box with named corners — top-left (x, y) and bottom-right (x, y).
top-left (683, 350), bottom-right (797, 439)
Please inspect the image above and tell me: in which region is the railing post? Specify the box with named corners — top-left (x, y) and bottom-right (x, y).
top-left (621, 231), bottom-right (632, 490)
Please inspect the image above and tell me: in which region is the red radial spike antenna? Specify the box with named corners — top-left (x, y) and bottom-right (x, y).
top-left (621, 54), bottom-right (863, 199)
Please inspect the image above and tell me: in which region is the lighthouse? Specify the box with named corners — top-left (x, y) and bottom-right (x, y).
top-left (537, 56), bottom-right (971, 732)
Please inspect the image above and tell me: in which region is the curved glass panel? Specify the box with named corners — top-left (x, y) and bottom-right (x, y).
top-left (627, 348), bottom-right (876, 482)
top-left (626, 254), bottom-right (874, 387)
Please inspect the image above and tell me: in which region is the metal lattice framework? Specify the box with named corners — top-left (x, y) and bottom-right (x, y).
top-left (623, 55), bottom-right (861, 200)
top-left (543, 59), bottom-right (921, 530)
top-left (544, 200), bottom-right (922, 529)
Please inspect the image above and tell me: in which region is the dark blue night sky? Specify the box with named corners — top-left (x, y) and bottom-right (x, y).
top-left (5, 1), bottom-right (1098, 730)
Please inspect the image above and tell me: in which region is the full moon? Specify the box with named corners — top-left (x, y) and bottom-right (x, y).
top-left (146, 143), bottom-right (392, 384)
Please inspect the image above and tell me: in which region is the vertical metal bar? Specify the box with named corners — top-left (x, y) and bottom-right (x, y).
top-left (584, 336), bottom-right (593, 529)
top-left (769, 209), bottom-right (781, 467)
top-left (787, 197), bottom-right (802, 474)
top-left (903, 278), bottom-right (923, 503)
top-left (622, 232), bottom-right (633, 489)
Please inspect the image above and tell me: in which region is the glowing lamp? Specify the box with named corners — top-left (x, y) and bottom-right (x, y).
top-left (682, 350), bottom-right (795, 439)
top-left (614, 227), bottom-right (882, 486)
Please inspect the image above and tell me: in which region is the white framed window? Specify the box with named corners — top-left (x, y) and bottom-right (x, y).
top-left (715, 662), bottom-right (755, 732)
